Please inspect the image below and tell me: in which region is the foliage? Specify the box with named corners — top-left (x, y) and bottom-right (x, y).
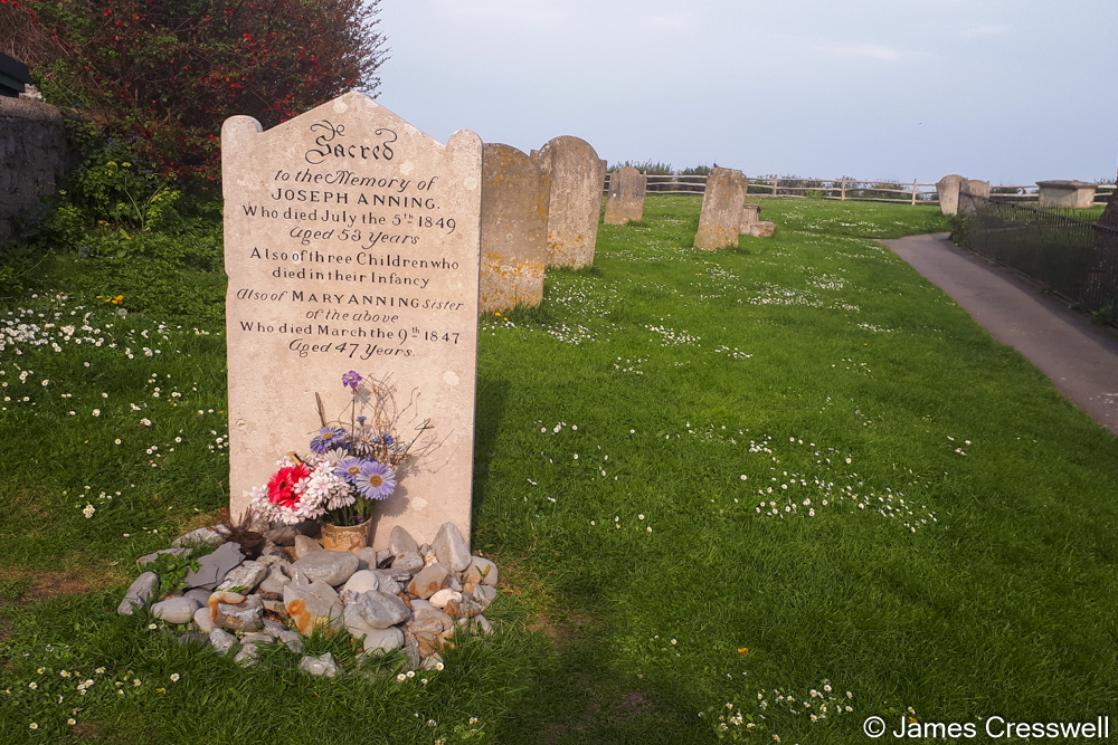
top-left (146, 550), bottom-right (201, 598)
top-left (1, 0), bottom-right (388, 182)
top-left (610, 160), bottom-right (674, 175)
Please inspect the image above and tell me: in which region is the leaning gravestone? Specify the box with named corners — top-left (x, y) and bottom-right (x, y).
top-left (479, 143), bottom-right (550, 313)
top-left (936, 174), bottom-right (965, 216)
top-left (222, 92), bottom-right (482, 548)
top-left (604, 166), bottom-right (646, 225)
top-left (958, 178), bottom-right (991, 215)
top-left (532, 136), bottom-right (606, 268)
top-left (694, 167), bottom-right (747, 250)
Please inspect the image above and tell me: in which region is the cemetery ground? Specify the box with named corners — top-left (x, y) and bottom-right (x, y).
top-left (2, 196), bottom-right (1117, 744)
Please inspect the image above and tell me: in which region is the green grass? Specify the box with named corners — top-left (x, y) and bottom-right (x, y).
top-left (1, 196), bottom-right (1116, 744)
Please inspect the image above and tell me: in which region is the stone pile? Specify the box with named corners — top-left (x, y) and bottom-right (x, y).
top-left (117, 522), bottom-right (497, 676)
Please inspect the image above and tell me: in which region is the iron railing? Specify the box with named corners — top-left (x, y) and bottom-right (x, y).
top-left (955, 196), bottom-right (1118, 320)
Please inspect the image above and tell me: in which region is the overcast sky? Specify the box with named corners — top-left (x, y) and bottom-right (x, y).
top-left (377, 1), bottom-right (1118, 185)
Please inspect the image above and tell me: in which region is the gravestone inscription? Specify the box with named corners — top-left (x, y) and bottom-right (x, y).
top-left (479, 143), bottom-right (550, 313)
top-left (222, 92), bottom-right (482, 548)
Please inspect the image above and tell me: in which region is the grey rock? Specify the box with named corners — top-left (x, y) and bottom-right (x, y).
top-left (407, 563), bottom-right (450, 599)
top-left (403, 635), bottom-right (422, 670)
top-left (117, 572), bottom-right (159, 616)
top-left (215, 594), bottom-right (263, 632)
top-left (391, 551), bottom-right (424, 575)
top-left (193, 606), bottom-right (214, 633)
top-left (293, 534), bottom-right (321, 559)
top-left (137, 547), bottom-right (190, 567)
top-left (380, 565), bottom-right (416, 585)
top-left (262, 619), bottom-right (288, 637)
top-left (177, 631), bottom-right (209, 647)
top-left (371, 570), bottom-right (403, 595)
top-left (447, 576), bottom-right (463, 592)
top-left (260, 540), bottom-right (286, 558)
top-left (360, 626), bottom-right (404, 654)
top-left (183, 542), bottom-right (244, 591)
top-left (341, 570), bottom-right (379, 597)
top-left (468, 556), bottom-right (499, 587)
top-left (388, 525), bottom-right (419, 557)
top-left (151, 596), bottom-right (201, 624)
top-left (277, 630), bottom-right (303, 653)
top-left (474, 615), bottom-right (494, 635)
top-left (233, 644), bottom-right (259, 666)
top-left (298, 652), bottom-right (338, 678)
top-left (208, 628), bottom-right (237, 655)
top-left (376, 549), bottom-right (391, 568)
top-left (258, 553), bottom-right (290, 568)
top-left (262, 599), bottom-right (288, 616)
top-left (264, 525), bottom-right (298, 546)
top-left (420, 653), bottom-right (444, 671)
top-left (432, 523), bottom-right (471, 572)
top-left (292, 550), bottom-right (359, 586)
top-left (283, 573), bottom-right (344, 634)
top-left (418, 543), bottom-right (431, 556)
top-left (344, 590), bottom-right (411, 635)
top-left (474, 584), bottom-right (497, 611)
top-left (352, 547), bottom-right (379, 571)
top-left (172, 526), bottom-right (226, 548)
top-left (257, 564), bottom-right (291, 598)
top-left (240, 632), bottom-right (274, 646)
top-left (184, 588), bottom-right (212, 605)
top-left (216, 560), bottom-right (267, 594)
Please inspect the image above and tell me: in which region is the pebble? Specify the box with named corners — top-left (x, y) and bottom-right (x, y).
top-left (283, 573), bottom-right (343, 635)
top-left (117, 572), bottom-right (158, 616)
top-left (388, 525), bottom-right (419, 557)
top-left (341, 569), bottom-right (379, 596)
top-left (137, 547), bottom-right (190, 567)
top-left (257, 564), bottom-right (291, 598)
top-left (183, 542), bottom-right (244, 591)
top-left (352, 547), bottom-right (379, 571)
top-left (429, 589), bottom-right (462, 610)
top-left (298, 652), bottom-right (339, 678)
top-left (432, 522), bottom-right (471, 572)
top-left (407, 563), bottom-right (449, 599)
top-left (177, 631), bottom-right (209, 647)
top-left (293, 534), bottom-right (322, 559)
top-left (360, 626), bottom-right (404, 654)
top-left (215, 560), bottom-right (268, 593)
top-left (474, 584), bottom-right (497, 611)
top-left (291, 550), bottom-right (359, 586)
top-left (214, 594), bottom-right (263, 632)
top-left (371, 570), bottom-right (403, 595)
top-left (172, 526), bottom-right (226, 548)
top-left (193, 606), bottom-right (214, 633)
top-left (390, 551), bottom-right (424, 575)
top-left (151, 596), bottom-right (200, 624)
top-left (344, 590), bottom-right (411, 634)
top-left (264, 525), bottom-right (298, 546)
top-left (208, 628), bottom-right (237, 655)
top-left (468, 556), bottom-right (499, 587)
top-left (184, 588), bottom-right (212, 606)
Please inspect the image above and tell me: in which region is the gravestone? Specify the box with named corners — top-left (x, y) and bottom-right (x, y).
top-left (694, 167), bottom-right (747, 250)
top-left (740, 204), bottom-right (775, 238)
top-left (958, 178), bottom-right (990, 215)
top-left (479, 143), bottom-right (550, 313)
top-left (936, 174), bottom-right (965, 216)
top-left (222, 92), bottom-right (482, 549)
top-left (604, 166), bottom-right (646, 225)
top-left (1037, 180), bottom-right (1098, 209)
top-left (532, 136), bottom-right (606, 268)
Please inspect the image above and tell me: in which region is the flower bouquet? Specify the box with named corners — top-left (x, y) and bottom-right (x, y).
top-left (249, 370), bottom-right (430, 550)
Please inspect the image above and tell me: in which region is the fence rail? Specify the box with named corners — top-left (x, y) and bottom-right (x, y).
top-left (606, 173), bottom-right (1117, 206)
top-left (955, 196), bottom-right (1118, 319)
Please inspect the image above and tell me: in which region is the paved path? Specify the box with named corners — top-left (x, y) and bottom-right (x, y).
top-left (885, 233), bottom-right (1118, 436)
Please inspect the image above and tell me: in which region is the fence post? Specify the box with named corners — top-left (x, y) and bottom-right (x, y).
top-left (911, 179), bottom-right (918, 206)
top-left (771, 178), bottom-right (778, 197)
top-left (840, 178), bottom-right (847, 201)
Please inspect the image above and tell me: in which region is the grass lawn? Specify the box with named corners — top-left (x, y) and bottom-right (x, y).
top-left (1, 196), bottom-right (1116, 744)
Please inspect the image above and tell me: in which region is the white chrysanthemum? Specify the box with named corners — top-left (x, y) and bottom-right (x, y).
top-left (304, 463), bottom-right (354, 511)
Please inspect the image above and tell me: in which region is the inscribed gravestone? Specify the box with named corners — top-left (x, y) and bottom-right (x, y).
top-left (222, 92), bottom-right (482, 549)
top-left (479, 143), bottom-right (550, 313)
top-left (936, 174), bottom-right (964, 216)
top-left (694, 167), bottom-right (747, 250)
top-left (532, 136), bottom-right (606, 268)
top-left (604, 166), bottom-right (646, 225)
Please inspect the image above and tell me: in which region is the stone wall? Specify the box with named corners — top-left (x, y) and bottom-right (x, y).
top-left (0, 96), bottom-right (72, 242)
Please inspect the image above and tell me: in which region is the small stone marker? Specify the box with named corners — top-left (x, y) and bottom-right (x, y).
top-left (222, 92), bottom-right (482, 548)
top-left (604, 166), bottom-right (646, 225)
top-left (936, 174), bottom-right (965, 216)
top-left (958, 178), bottom-right (991, 215)
top-left (479, 143), bottom-right (550, 313)
top-left (1037, 179), bottom-right (1098, 209)
top-left (532, 136), bottom-right (606, 268)
top-left (694, 167), bottom-right (747, 250)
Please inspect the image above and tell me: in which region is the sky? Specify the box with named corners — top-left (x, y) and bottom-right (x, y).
top-left (376, 1), bottom-right (1118, 186)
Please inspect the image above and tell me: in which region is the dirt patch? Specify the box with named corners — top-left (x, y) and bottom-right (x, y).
top-left (0, 564), bottom-right (124, 602)
top-left (616, 690), bottom-right (650, 720)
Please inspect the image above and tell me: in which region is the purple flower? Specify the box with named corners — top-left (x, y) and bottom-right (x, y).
top-left (355, 460), bottom-right (396, 501)
top-left (381, 434), bottom-right (395, 446)
top-left (342, 370), bottom-right (363, 391)
top-left (334, 456), bottom-right (366, 482)
top-left (356, 415), bottom-right (367, 425)
top-left (310, 426), bottom-right (347, 454)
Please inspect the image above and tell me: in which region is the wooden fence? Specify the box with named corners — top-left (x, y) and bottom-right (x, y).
top-left (606, 173), bottom-right (1117, 206)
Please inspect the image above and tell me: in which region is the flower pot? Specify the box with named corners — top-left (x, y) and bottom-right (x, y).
top-left (320, 517), bottom-right (374, 552)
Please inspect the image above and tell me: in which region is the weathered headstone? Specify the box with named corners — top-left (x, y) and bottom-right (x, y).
top-left (936, 174), bottom-right (965, 216)
top-left (532, 136), bottom-right (606, 268)
top-left (739, 203), bottom-right (775, 237)
top-left (604, 166), bottom-right (646, 225)
top-left (478, 143), bottom-right (550, 313)
top-left (694, 167), bottom-right (747, 250)
top-left (958, 178), bottom-right (991, 215)
top-left (222, 92), bottom-right (482, 548)
top-left (1037, 180), bottom-right (1098, 209)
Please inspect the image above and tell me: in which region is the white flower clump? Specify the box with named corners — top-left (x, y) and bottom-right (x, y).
top-left (303, 463), bottom-right (354, 511)
top-left (249, 457), bottom-right (354, 524)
